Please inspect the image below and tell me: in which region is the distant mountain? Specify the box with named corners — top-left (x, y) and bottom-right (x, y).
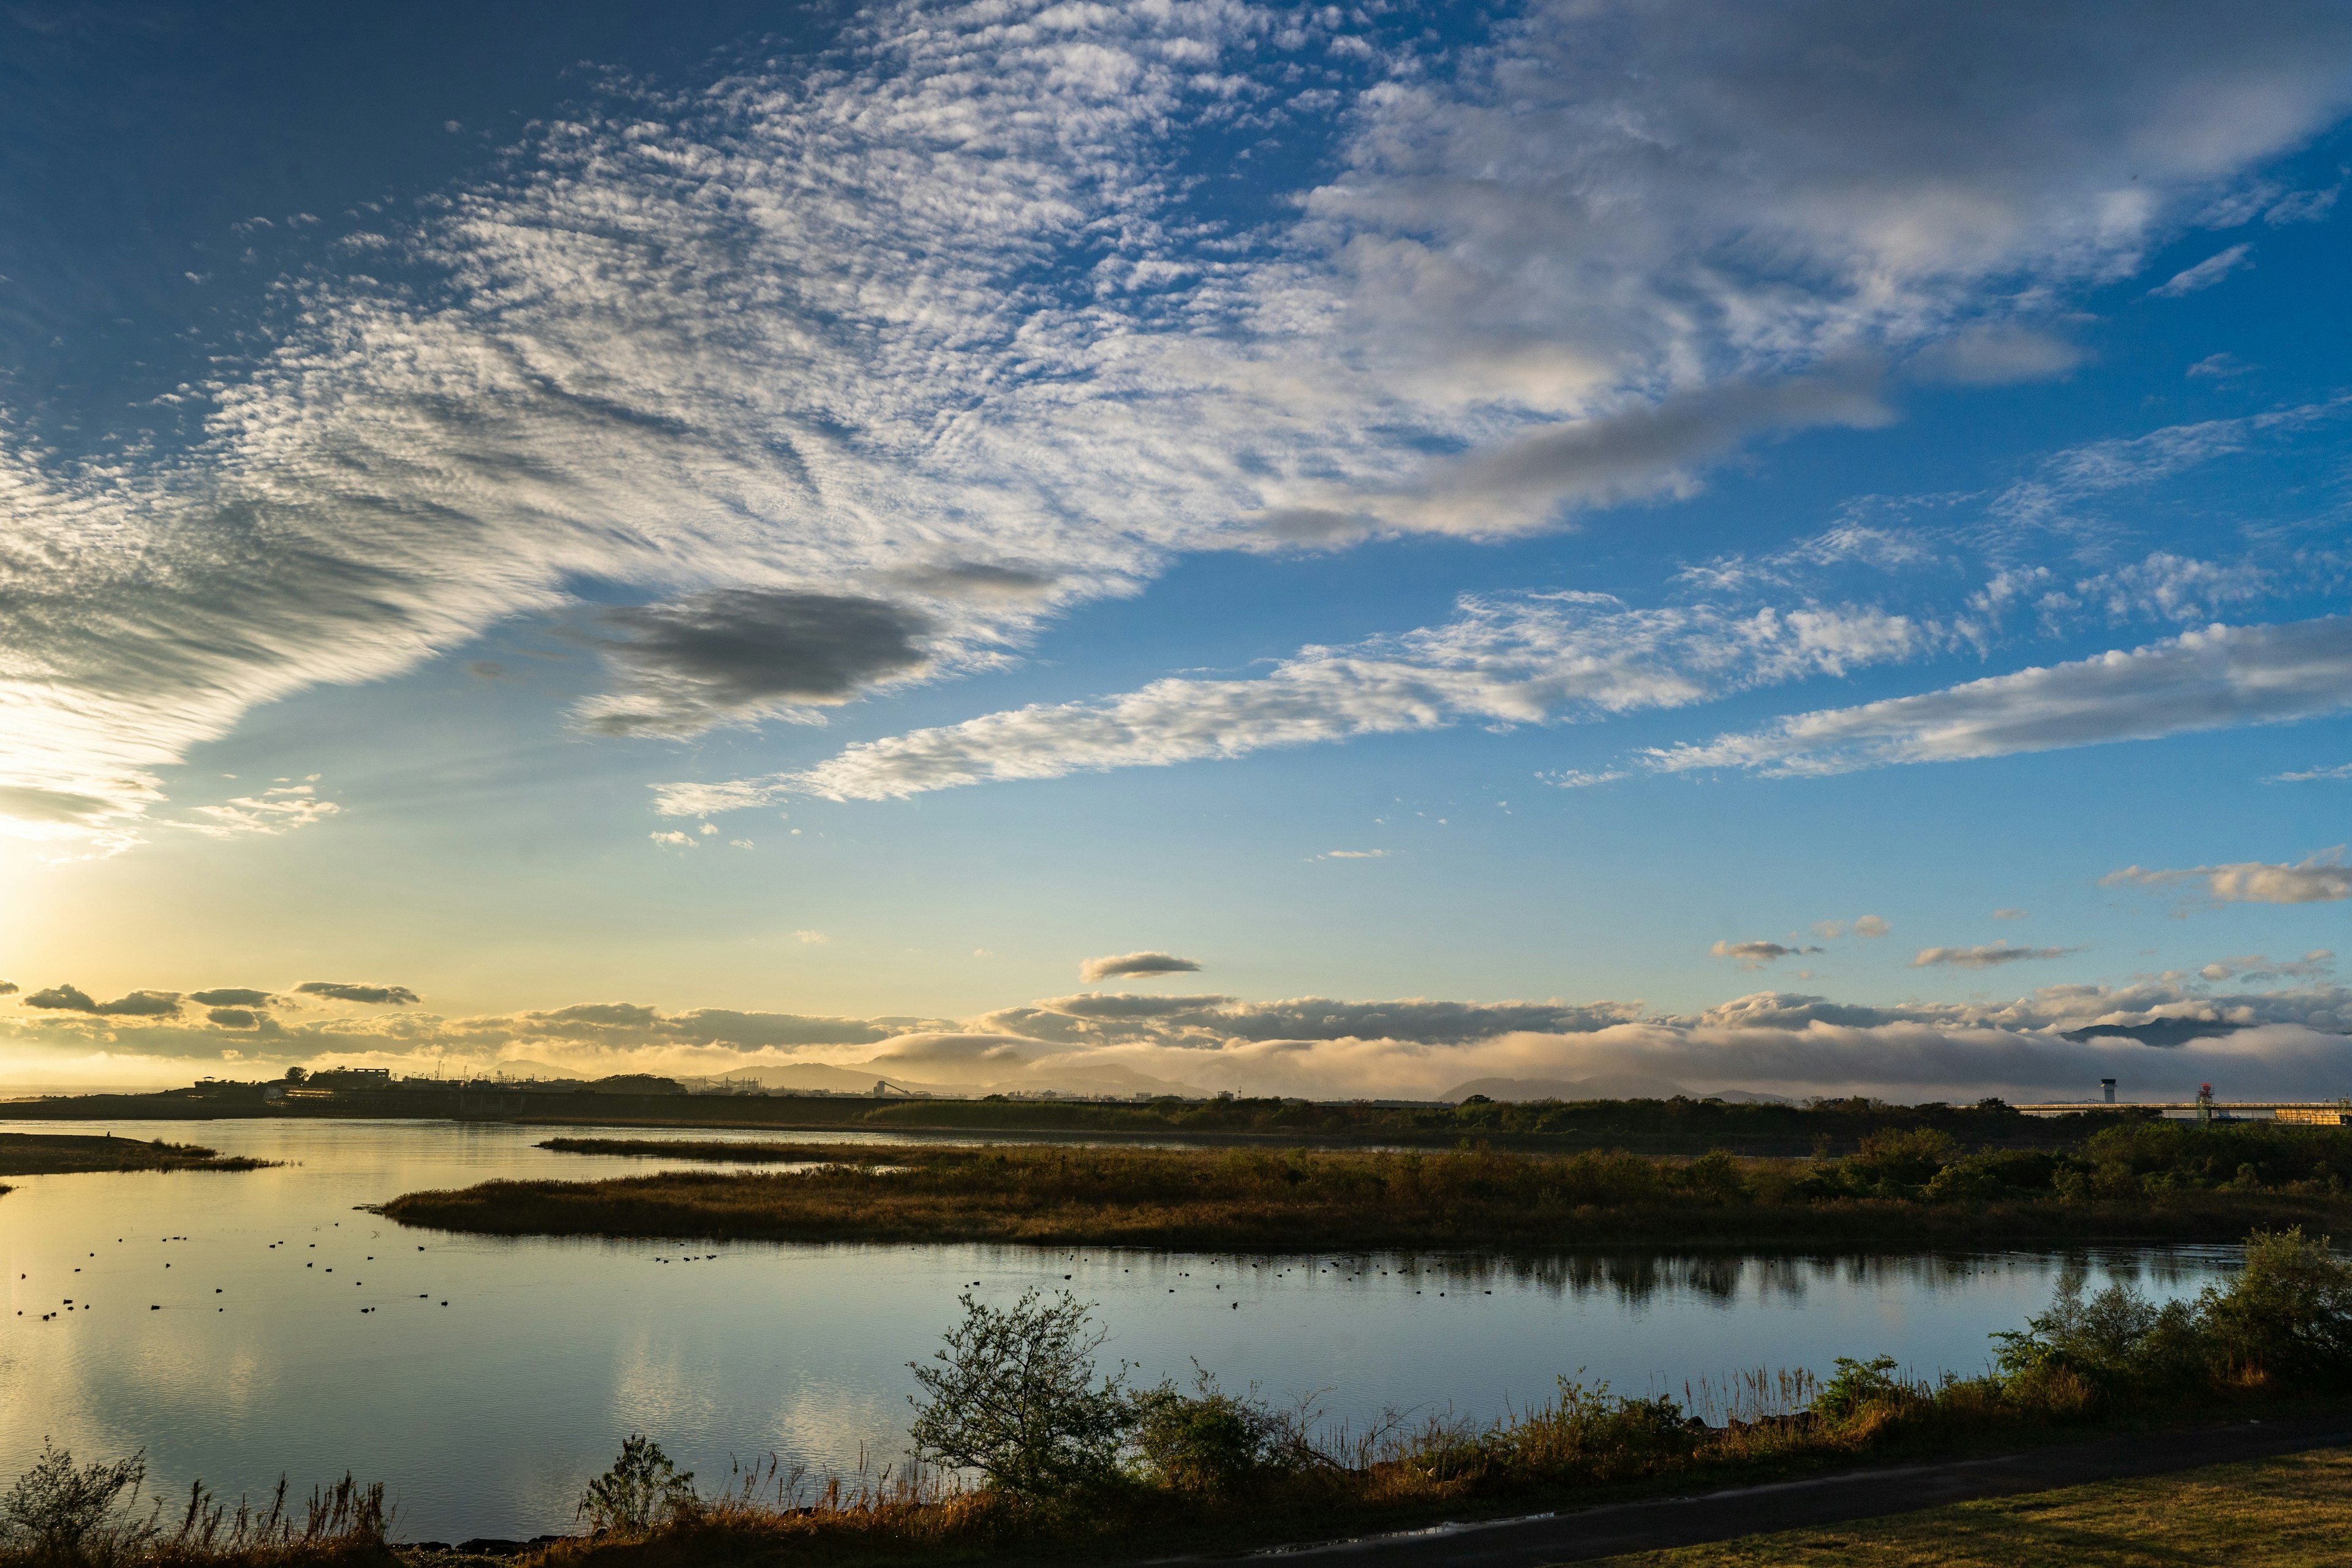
top-left (1441, 1075), bottom-right (1789, 1104)
top-left (2059, 1019), bottom-right (2253, 1048)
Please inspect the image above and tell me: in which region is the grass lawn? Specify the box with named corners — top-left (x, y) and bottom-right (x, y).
top-left (1600, 1446), bottom-right (2352, 1566)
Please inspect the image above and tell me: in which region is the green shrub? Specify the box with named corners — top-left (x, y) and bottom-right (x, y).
top-left (577, 1436), bottom-right (696, 1536)
top-left (2199, 1227), bottom-right (2352, 1384)
top-left (1812, 1355), bottom-right (1915, 1420)
top-left (907, 1289), bottom-right (1133, 1499)
top-left (1991, 1278), bottom-right (2201, 1396)
top-left (1130, 1370), bottom-right (1287, 1496)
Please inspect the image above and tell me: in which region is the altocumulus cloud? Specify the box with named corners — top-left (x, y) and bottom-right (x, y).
top-left (22, 985), bottom-right (182, 1017)
top-left (1912, 944), bottom-right (2077, 970)
top-left (294, 982), bottom-right (420, 1006)
top-left (1646, 616), bottom-right (2352, 778)
top-left (1711, 941), bottom-right (1823, 969)
top-left (7, 1), bottom-right (2351, 848)
top-left (2103, 851), bottom-right (2352, 905)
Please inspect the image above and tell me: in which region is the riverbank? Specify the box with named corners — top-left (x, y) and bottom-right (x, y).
top-left (0, 1131), bottom-right (277, 1178)
top-left (377, 1128), bottom-right (2352, 1250)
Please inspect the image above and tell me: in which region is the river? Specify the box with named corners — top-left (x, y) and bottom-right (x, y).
top-left (0, 1117), bottom-right (2237, 1540)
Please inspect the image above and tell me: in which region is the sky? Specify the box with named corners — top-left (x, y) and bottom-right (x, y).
top-left (4, 0), bottom-right (2352, 1104)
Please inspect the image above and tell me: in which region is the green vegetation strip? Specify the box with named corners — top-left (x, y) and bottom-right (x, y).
top-left (0, 1132), bottom-right (275, 1177)
top-left (374, 1124), bottom-right (2352, 1249)
top-left (1599, 1445), bottom-right (2352, 1566)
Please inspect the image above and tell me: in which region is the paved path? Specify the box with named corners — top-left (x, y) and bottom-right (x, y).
top-left (1200, 1411), bottom-right (2352, 1564)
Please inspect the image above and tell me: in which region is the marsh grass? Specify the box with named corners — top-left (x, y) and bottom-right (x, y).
top-left (376, 1133), bottom-right (2352, 1250)
top-left (0, 1442), bottom-right (390, 1568)
top-left (0, 1135), bottom-right (276, 1178)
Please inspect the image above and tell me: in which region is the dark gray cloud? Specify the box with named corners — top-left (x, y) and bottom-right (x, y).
top-left (0, 981), bottom-right (15, 997)
top-left (206, 1008), bottom-right (260, 1029)
top-left (1363, 368), bottom-right (1894, 538)
top-left (2060, 1019), bottom-right (2252, 1047)
top-left (189, 988), bottom-right (271, 1008)
top-left (1080, 951), bottom-right (1204, 982)
top-left (295, 981), bottom-right (421, 1006)
top-left (586, 590), bottom-right (933, 736)
top-left (23, 985), bottom-right (182, 1017)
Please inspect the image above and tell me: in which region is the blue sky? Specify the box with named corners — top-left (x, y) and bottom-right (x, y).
top-left (4, 0), bottom-right (2352, 1102)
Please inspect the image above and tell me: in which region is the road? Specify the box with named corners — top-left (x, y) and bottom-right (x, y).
top-left (1196, 1411), bottom-right (2352, 1564)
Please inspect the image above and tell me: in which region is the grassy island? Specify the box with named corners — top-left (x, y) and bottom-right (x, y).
top-left (376, 1122), bottom-right (2352, 1251)
top-left (0, 1131), bottom-right (276, 1179)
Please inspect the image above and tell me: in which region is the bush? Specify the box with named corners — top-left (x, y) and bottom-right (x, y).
top-left (907, 1290), bottom-right (1132, 1498)
top-left (2199, 1227), bottom-right (2352, 1384)
top-left (1130, 1370), bottom-right (1287, 1496)
top-left (0, 1442), bottom-right (151, 1563)
top-left (577, 1436), bottom-right (696, 1536)
top-left (1812, 1355), bottom-right (1915, 1420)
top-left (1991, 1278), bottom-right (2202, 1397)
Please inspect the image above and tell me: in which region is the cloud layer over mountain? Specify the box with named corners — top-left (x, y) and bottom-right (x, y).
top-left (10, 959), bottom-right (2349, 1106)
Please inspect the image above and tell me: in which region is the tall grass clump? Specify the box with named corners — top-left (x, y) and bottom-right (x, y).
top-left (0, 1445), bottom-right (387, 1568)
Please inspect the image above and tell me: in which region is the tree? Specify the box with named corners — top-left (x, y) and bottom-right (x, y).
top-left (283, 1066), bottom-right (307, 1085)
top-left (907, 1290), bottom-right (1131, 1498)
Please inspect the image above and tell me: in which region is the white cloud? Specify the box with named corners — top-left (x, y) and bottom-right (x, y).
top-left (1812, 915), bottom-right (1891, 940)
top-left (1313, 849), bottom-right (1389, 861)
top-left (168, 785), bottom-right (342, 840)
top-left (5, 0), bottom-right (2348, 847)
top-left (666, 593), bottom-right (1932, 807)
top-left (1992, 908), bottom-right (2029, 921)
top-left (794, 930), bottom-right (829, 944)
top-left (2272, 763), bottom-right (2352, 782)
top-left (2146, 243), bottom-right (2254, 298)
top-left (1912, 944), bottom-right (2075, 970)
top-left (2103, 850), bottom-right (2352, 905)
top-left (1647, 615), bottom-right (2352, 777)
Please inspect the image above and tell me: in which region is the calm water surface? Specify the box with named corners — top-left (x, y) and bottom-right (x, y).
top-left (0, 1118), bottom-right (2238, 1540)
